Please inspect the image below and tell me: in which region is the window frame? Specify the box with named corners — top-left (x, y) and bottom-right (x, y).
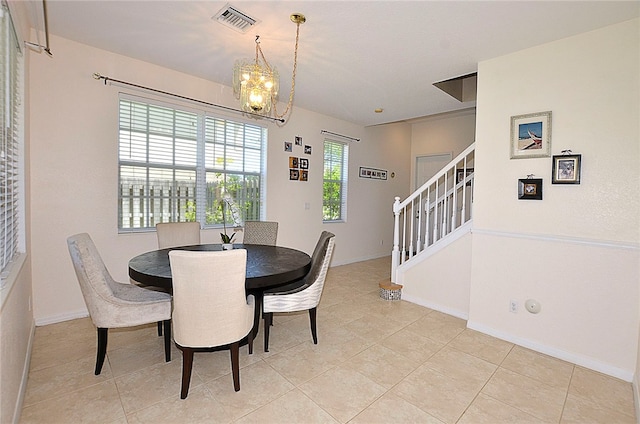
top-left (322, 139), bottom-right (349, 223)
top-left (117, 94), bottom-right (267, 232)
top-left (0, 2), bottom-right (25, 287)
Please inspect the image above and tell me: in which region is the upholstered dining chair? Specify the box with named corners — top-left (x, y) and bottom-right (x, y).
top-left (242, 221), bottom-right (278, 245)
top-left (262, 231), bottom-right (335, 352)
top-left (66, 233), bottom-right (172, 375)
top-left (156, 221), bottom-right (201, 249)
top-left (169, 249), bottom-right (255, 399)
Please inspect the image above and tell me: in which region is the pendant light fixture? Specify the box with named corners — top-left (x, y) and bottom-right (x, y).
top-left (233, 13), bottom-right (305, 123)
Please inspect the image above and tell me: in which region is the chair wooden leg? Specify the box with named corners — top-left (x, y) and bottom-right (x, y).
top-left (180, 347), bottom-right (194, 399)
top-left (163, 320), bottom-right (171, 362)
top-left (157, 321), bottom-right (163, 336)
top-left (263, 312), bottom-right (273, 352)
top-left (230, 341), bottom-right (241, 392)
top-left (95, 328), bottom-right (108, 375)
top-left (247, 325), bottom-right (254, 355)
top-left (309, 308), bottom-right (318, 344)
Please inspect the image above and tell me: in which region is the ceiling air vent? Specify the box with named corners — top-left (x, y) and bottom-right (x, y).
top-left (213, 4), bottom-right (259, 33)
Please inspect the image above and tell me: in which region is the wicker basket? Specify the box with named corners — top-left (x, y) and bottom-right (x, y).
top-left (379, 281), bottom-right (403, 301)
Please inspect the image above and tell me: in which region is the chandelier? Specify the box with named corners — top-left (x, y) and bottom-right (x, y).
top-left (233, 13), bottom-right (305, 122)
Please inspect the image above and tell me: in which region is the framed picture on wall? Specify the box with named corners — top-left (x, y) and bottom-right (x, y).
top-left (456, 168), bottom-right (474, 186)
top-left (518, 178), bottom-right (543, 200)
top-left (510, 111), bottom-right (552, 159)
top-left (552, 154), bottom-right (581, 184)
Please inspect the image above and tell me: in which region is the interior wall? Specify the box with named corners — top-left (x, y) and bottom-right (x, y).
top-left (410, 108), bottom-right (476, 190)
top-left (470, 19), bottom-right (639, 380)
top-left (28, 34), bottom-right (410, 324)
top-left (401, 231), bottom-right (472, 319)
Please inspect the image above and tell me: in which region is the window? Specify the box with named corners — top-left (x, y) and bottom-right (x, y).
top-left (118, 96), bottom-right (266, 231)
top-left (1, 3), bottom-right (23, 283)
top-left (323, 139), bottom-right (348, 222)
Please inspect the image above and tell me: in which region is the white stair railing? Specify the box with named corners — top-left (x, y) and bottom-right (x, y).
top-left (391, 143), bottom-right (475, 282)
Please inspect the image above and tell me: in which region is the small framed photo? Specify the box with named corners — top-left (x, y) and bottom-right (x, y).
top-left (299, 170), bottom-right (308, 181)
top-left (518, 178), bottom-right (543, 200)
top-left (289, 169), bottom-right (299, 180)
top-left (284, 141), bottom-right (292, 152)
top-left (299, 158), bottom-right (309, 169)
top-left (510, 111), bottom-right (552, 159)
top-left (552, 154), bottom-right (581, 184)
top-left (304, 145), bottom-right (312, 155)
top-left (359, 166), bottom-right (387, 180)
top-left (289, 156), bottom-right (298, 169)
top-left (456, 168), bottom-right (474, 186)
top-left (295, 136), bottom-right (303, 146)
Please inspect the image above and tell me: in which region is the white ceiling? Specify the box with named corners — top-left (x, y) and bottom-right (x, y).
top-left (39, 1), bottom-right (639, 126)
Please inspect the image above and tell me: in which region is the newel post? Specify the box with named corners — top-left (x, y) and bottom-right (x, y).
top-left (391, 196), bottom-right (401, 283)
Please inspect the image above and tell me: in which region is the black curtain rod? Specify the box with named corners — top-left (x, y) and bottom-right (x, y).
top-left (92, 73), bottom-right (285, 123)
top-left (320, 129), bottom-right (360, 142)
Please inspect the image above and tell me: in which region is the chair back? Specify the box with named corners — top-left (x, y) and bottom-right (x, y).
top-left (67, 233), bottom-right (120, 327)
top-left (265, 231), bottom-right (335, 312)
top-left (243, 221), bottom-right (278, 245)
top-left (300, 231), bottom-right (335, 306)
top-left (156, 222), bottom-right (201, 249)
top-left (169, 249), bottom-right (254, 348)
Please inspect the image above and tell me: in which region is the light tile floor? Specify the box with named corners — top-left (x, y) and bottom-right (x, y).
top-left (21, 257), bottom-right (636, 423)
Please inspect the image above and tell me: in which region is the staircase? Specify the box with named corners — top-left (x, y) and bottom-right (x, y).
top-left (391, 143), bottom-right (475, 283)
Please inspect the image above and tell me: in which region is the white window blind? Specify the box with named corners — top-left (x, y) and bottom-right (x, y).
top-left (118, 97), bottom-right (266, 231)
top-left (0, 3), bottom-right (22, 282)
top-left (323, 139), bottom-right (349, 222)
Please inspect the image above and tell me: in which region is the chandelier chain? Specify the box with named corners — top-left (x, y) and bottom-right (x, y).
top-left (255, 36), bottom-right (273, 74)
top-left (272, 20), bottom-right (301, 120)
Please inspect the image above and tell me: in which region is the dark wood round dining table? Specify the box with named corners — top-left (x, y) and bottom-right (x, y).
top-left (129, 243), bottom-right (311, 292)
top-left (128, 243), bottom-right (311, 349)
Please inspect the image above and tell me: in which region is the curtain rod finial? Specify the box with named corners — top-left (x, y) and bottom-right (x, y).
top-left (92, 73), bottom-right (101, 80)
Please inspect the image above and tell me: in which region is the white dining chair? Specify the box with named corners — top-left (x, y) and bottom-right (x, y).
top-left (156, 221), bottom-right (201, 249)
top-left (169, 249), bottom-right (255, 399)
top-left (150, 221), bottom-right (202, 336)
top-left (67, 233), bottom-right (173, 375)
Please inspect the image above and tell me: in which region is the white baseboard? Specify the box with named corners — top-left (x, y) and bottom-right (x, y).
top-left (402, 293), bottom-right (469, 321)
top-left (634, 374), bottom-right (640, 424)
top-left (467, 320), bottom-right (635, 382)
top-left (35, 309), bottom-right (89, 326)
top-left (13, 320), bottom-right (35, 424)
top-left (330, 252), bottom-right (390, 268)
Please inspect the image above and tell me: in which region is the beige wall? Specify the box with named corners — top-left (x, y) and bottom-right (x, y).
top-left (410, 108), bottom-right (476, 190)
top-left (28, 34), bottom-right (411, 324)
top-left (470, 19), bottom-right (639, 380)
top-left (401, 231), bottom-right (472, 319)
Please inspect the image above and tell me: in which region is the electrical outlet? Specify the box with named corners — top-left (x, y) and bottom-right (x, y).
top-left (509, 300), bottom-right (518, 313)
